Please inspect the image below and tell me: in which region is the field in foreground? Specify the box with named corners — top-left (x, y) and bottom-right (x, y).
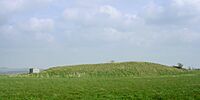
top-left (0, 62), bottom-right (200, 100)
top-left (0, 74), bottom-right (200, 100)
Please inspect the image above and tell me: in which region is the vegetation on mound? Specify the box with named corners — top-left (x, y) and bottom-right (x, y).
top-left (21, 62), bottom-right (187, 78)
top-left (1, 62), bottom-right (199, 99)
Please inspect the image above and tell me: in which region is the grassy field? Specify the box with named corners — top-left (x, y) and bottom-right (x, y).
top-left (0, 62), bottom-right (200, 100)
top-left (22, 62), bottom-right (186, 78)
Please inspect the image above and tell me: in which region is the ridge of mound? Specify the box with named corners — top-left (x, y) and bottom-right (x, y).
top-left (25, 62), bottom-right (186, 78)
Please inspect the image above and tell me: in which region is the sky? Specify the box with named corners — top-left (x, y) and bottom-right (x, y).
top-left (0, 0), bottom-right (200, 68)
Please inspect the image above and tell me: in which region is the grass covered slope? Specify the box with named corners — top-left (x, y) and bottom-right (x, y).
top-left (1, 62), bottom-right (199, 100)
top-left (26, 62), bottom-right (186, 78)
top-left (1, 74), bottom-right (200, 99)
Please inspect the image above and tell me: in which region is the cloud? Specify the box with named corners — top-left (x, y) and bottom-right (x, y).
top-left (0, 17), bottom-right (56, 47)
top-left (0, 0), bottom-right (55, 27)
top-left (63, 8), bottom-right (79, 20)
top-left (29, 17), bottom-right (54, 32)
top-left (99, 5), bottom-right (121, 19)
top-left (62, 7), bottom-right (98, 23)
top-left (87, 27), bottom-right (129, 42)
top-left (172, 0), bottom-right (200, 9)
top-left (137, 0), bottom-right (200, 44)
top-left (60, 5), bottom-right (140, 45)
top-left (143, 0), bottom-right (200, 26)
top-left (1, 0), bottom-right (200, 47)
top-left (0, 0), bottom-right (24, 12)
top-left (0, 0), bottom-right (200, 68)
top-left (62, 4), bottom-right (138, 23)
top-left (59, 4), bottom-right (166, 48)
top-left (25, 17), bottom-right (55, 43)
top-left (0, 0), bottom-right (54, 13)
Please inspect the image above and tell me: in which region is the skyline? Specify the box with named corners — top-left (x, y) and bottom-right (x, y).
top-left (0, 0), bottom-right (200, 68)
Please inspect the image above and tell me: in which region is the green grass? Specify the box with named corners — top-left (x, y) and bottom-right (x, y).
top-left (21, 62), bottom-right (186, 78)
top-left (0, 62), bottom-right (200, 100)
top-left (0, 74), bottom-right (200, 100)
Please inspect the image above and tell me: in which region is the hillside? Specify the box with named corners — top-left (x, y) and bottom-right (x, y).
top-left (24, 62), bottom-right (186, 78)
top-left (2, 62), bottom-right (199, 99)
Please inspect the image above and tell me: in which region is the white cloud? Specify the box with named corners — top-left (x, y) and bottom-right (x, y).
top-left (29, 17), bottom-right (54, 32)
top-left (139, 0), bottom-right (200, 44)
top-left (99, 5), bottom-right (121, 19)
top-left (28, 17), bottom-right (55, 43)
top-left (172, 0), bottom-right (200, 10)
top-left (63, 8), bottom-right (79, 20)
top-left (0, 0), bottom-right (55, 28)
top-left (63, 7), bottom-right (97, 22)
top-left (2, 0), bottom-right (200, 48)
top-left (0, 0), bottom-right (54, 13)
top-left (102, 28), bottom-right (127, 41)
top-left (171, 0), bottom-right (200, 18)
top-left (14, 17), bottom-right (56, 43)
top-left (0, 0), bottom-right (24, 13)
top-left (144, 0), bottom-right (200, 24)
top-left (62, 5), bottom-right (140, 27)
top-left (1, 0), bottom-right (200, 68)
top-left (144, 1), bottom-right (164, 17)
top-left (60, 5), bottom-right (152, 45)
top-left (124, 14), bottom-right (142, 25)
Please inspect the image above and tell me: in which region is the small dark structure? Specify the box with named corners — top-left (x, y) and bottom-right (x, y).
top-left (29, 68), bottom-right (40, 74)
top-left (173, 65), bottom-right (182, 69)
top-left (173, 63), bottom-right (184, 69)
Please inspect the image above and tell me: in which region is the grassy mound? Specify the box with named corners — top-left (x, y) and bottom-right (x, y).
top-left (23, 62), bottom-right (186, 78)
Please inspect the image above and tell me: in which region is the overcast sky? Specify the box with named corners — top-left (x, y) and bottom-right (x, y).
top-left (0, 0), bottom-right (200, 68)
